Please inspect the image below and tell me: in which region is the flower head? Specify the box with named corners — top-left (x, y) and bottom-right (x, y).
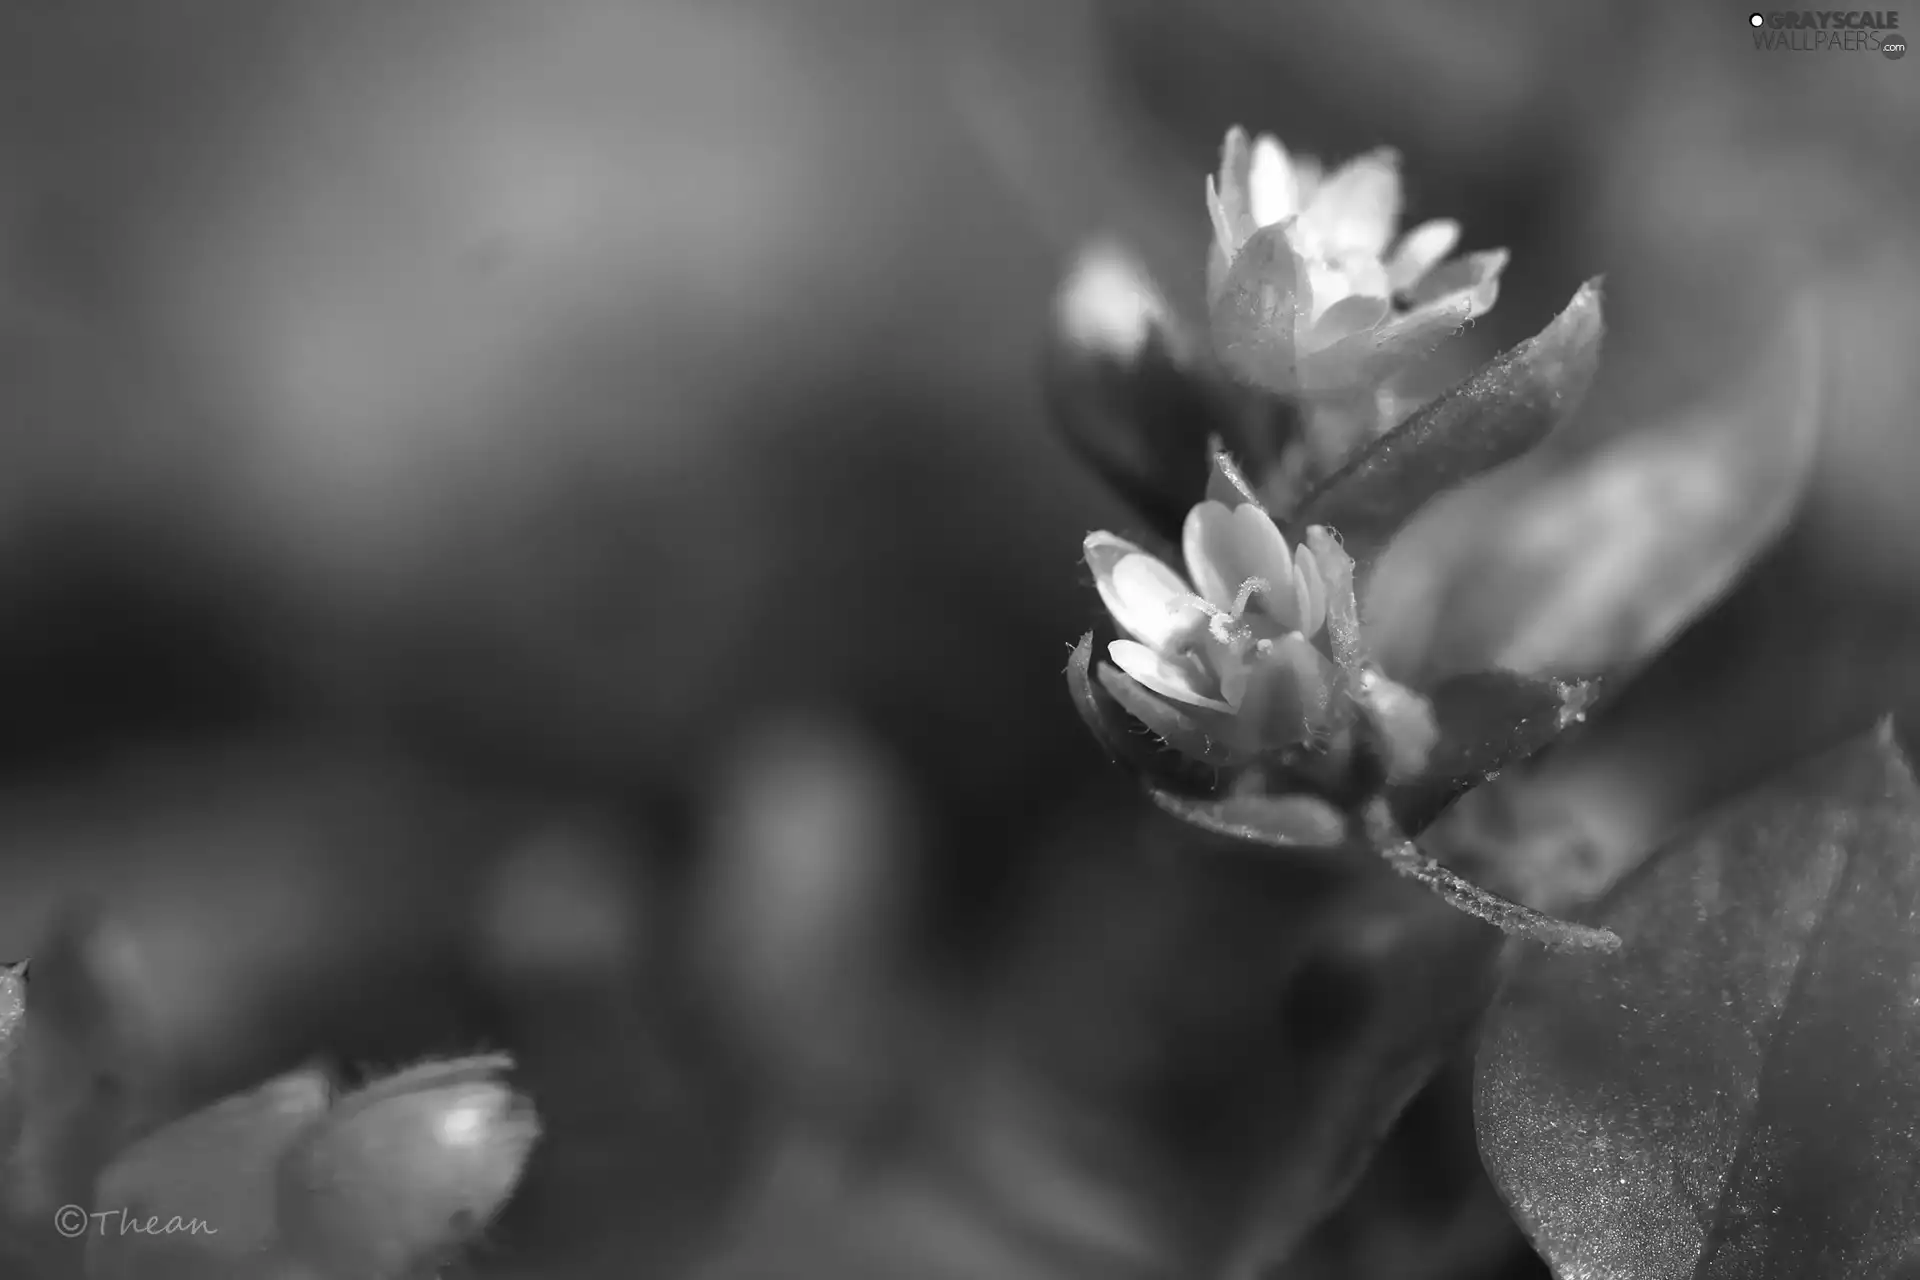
top-left (1206, 127), bottom-right (1508, 497)
top-left (1088, 487), bottom-right (1443, 786)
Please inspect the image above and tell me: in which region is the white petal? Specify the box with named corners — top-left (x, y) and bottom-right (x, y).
top-left (1298, 148), bottom-right (1402, 260)
top-left (1293, 543), bottom-right (1327, 637)
top-left (1297, 247), bottom-right (1391, 327)
top-left (1108, 640), bottom-right (1231, 711)
top-left (1103, 553), bottom-right (1204, 652)
top-left (1183, 500), bottom-right (1297, 623)
top-left (1247, 134), bottom-right (1300, 228)
top-left (1292, 156), bottom-right (1324, 206)
top-left (1403, 248), bottom-right (1508, 314)
top-left (1302, 292), bottom-right (1390, 353)
top-left (1386, 219), bottom-right (1462, 294)
top-left (1210, 128), bottom-right (1257, 254)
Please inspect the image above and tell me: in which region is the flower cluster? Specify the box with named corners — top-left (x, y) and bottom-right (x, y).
top-left (1085, 477), bottom-right (1435, 789)
top-left (1050, 117), bottom-right (1822, 948)
top-left (1206, 127), bottom-right (1507, 506)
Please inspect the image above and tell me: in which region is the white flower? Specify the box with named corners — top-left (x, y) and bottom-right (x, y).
top-left (1083, 499), bottom-right (1346, 752)
top-left (1205, 126), bottom-right (1507, 473)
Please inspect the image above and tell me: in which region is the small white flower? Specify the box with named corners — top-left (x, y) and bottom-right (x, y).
top-left (1206, 126), bottom-right (1508, 475)
top-left (1084, 500), bottom-right (1346, 752)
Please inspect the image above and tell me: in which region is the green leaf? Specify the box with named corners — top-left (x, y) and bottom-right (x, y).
top-left (1295, 279), bottom-right (1604, 566)
top-left (1476, 721), bottom-right (1920, 1279)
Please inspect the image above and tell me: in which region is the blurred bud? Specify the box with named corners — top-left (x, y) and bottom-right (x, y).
top-left (1045, 240), bottom-right (1291, 542)
top-left (696, 714), bottom-right (919, 1123)
top-left (277, 1055), bottom-right (539, 1279)
top-left (474, 822), bottom-right (647, 984)
top-left (87, 1066), bottom-right (332, 1280)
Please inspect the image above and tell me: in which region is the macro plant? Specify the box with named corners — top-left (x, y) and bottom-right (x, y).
top-left (0, 910), bottom-right (540, 1280)
top-left (1045, 123), bottom-right (1920, 1279)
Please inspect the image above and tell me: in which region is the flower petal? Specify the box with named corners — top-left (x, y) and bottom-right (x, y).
top-left (1386, 219), bottom-right (1462, 295)
top-left (1185, 500), bottom-right (1298, 625)
top-left (1293, 543), bottom-right (1328, 638)
top-left (1304, 293), bottom-right (1473, 391)
top-left (1230, 649), bottom-right (1309, 748)
top-left (1210, 127), bottom-right (1258, 256)
top-left (1292, 155), bottom-right (1325, 206)
top-left (1109, 639), bottom-right (1230, 711)
top-left (1271, 632), bottom-right (1342, 734)
top-left (1303, 292), bottom-right (1391, 353)
top-left (1248, 133), bottom-right (1303, 228)
top-left (1101, 551), bottom-right (1206, 652)
top-left (1209, 222), bottom-right (1302, 392)
top-left (1297, 148), bottom-right (1402, 260)
top-left (1403, 248), bottom-right (1508, 315)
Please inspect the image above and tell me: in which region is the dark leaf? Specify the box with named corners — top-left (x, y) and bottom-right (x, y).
top-left (1365, 291), bottom-right (1824, 685)
top-left (1047, 244), bottom-right (1295, 542)
top-left (1476, 721), bottom-right (1920, 1279)
top-left (1296, 280), bottom-right (1604, 566)
top-left (1387, 672), bottom-right (1597, 835)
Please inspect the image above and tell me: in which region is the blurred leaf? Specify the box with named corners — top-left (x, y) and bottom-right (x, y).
top-left (1209, 224), bottom-right (1301, 394)
top-left (969, 819), bottom-right (1510, 1280)
top-left (1047, 244), bottom-right (1295, 542)
top-left (1387, 672), bottom-right (1596, 835)
top-left (89, 1067), bottom-right (332, 1280)
top-left (1296, 280), bottom-right (1604, 565)
top-left (1375, 292), bottom-right (1825, 685)
top-left (1477, 721), bottom-right (1920, 1279)
top-left (278, 1055), bottom-right (539, 1280)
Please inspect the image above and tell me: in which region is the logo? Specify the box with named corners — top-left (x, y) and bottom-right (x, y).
top-left (1748, 9), bottom-right (1905, 55)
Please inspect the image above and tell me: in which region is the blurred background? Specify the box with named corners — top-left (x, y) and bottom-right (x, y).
top-left (0, 0), bottom-right (1917, 1276)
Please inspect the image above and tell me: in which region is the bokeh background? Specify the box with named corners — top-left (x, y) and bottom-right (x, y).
top-left (1, 1), bottom-right (1917, 1276)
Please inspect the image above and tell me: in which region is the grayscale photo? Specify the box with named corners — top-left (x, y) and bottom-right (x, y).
top-left (0, 2), bottom-right (1915, 1277)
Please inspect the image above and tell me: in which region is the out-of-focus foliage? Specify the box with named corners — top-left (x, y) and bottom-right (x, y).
top-left (1480, 725), bottom-right (1920, 1279)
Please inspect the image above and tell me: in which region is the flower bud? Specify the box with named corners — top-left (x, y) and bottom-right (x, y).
top-left (277, 1055), bottom-right (539, 1279)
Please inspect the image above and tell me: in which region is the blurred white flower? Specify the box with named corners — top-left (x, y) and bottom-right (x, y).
top-left (1083, 499), bottom-right (1344, 753)
top-left (1206, 126), bottom-right (1507, 472)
